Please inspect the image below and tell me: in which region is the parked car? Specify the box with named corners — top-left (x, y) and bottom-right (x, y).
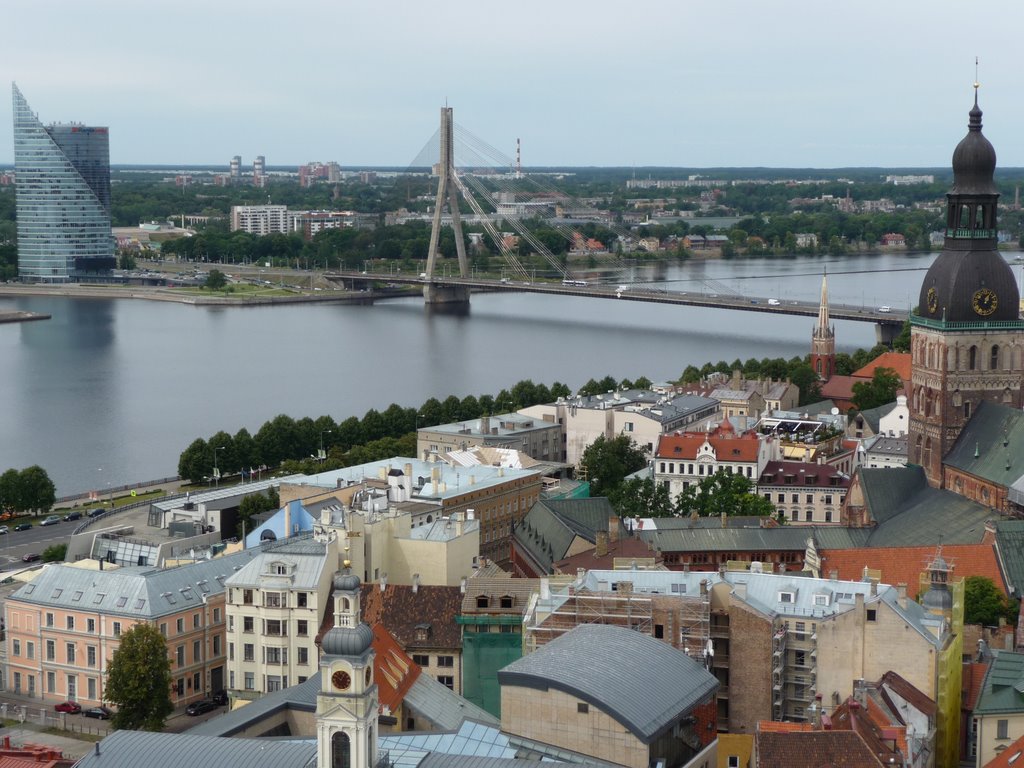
top-left (55, 701), bottom-right (82, 714)
top-left (83, 706), bottom-right (113, 720)
top-left (186, 699), bottom-right (218, 716)
top-left (40, 515), bottom-right (61, 526)
top-left (21, 553), bottom-right (40, 562)
top-left (13, 522), bottom-right (31, 531)
top-left (211, 690), bottom-right (228, 705)
top-left (63, 512), bottom-right (82, 522)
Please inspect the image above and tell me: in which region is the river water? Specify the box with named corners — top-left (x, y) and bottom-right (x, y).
top-left (1, 250), bottom-right (1020, 495)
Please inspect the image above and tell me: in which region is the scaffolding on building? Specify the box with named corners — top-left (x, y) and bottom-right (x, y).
top-left (523, 577), bottom-right (711, 664)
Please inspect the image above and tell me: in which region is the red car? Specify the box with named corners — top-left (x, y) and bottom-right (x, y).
top-left (55, 701), bottom-right (81, 714)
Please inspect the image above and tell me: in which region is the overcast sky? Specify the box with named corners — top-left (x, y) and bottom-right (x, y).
top-left (3, 0), bottom-right (1024, 169)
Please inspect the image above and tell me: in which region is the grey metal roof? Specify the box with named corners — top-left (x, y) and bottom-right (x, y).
top-left (225, 538), bottom-right (328, 589)
top-left (859, 466), bottom-right (995, 546)
top-left (996, 520), bottom-right (1024, 598)
top-left (944, 401), bottom-right (1024, 486)
top-left (513, 498), bottom-right (615, 574)
top-left (186, 675), bottom-right (319, 737)
top-left (73, 730), bottom-right (316, 768)
top-left (9, 549), bottom-right (257, 619)
top-left (498, 623), bottom-right (718, 744)
top-left (403, 668), bottom-right (499, 730)
top-left (640, 525), bottom-right (813, 552)
top-left (152, 476), bottom-right (301, 512)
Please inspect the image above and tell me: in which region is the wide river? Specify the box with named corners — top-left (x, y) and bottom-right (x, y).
top-left (1, 250), bottom-right (1021, 495)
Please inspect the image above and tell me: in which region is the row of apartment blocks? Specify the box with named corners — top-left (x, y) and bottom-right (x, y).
top-left (229, 204), bottom-right (368, 238)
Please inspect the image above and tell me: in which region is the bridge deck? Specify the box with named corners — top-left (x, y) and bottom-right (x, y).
top-left (329, 272), bottom-right (906, 326)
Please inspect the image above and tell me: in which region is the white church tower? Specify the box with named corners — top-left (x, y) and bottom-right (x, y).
top-left (316, 571), bottom-right (378, 768)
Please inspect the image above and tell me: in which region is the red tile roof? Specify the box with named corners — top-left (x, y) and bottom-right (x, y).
top-left (963, 661), bottom-right (991, 711)
top-left (554, 535), bottom-right (661, 574)
top-left (820, 544), bottom-right (1007, 594)
top-left (759, 460), bottom-right (851, 489)
top-left (853, 352), bottom-right (912, 382)
top-left (360, 584), bottom-right (463, 651)
top-left (983, 732), bottom-right (1024, 768)
top-left (755, 730), bottom-right (885, 768)
top-left (372, 624), bottom-right (421, 714)
top-left (655, 422), bottom-right (761, 462)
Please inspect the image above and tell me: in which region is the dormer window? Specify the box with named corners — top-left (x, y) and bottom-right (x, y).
top-left (500, 595), bottom-right (514, 609)
top-left (813, 594), bottom-right (829, 607)
top-left (778, 591), bottom-right (795, 603)
top-left (415, 624), bottom-right (432, 641)
top-left (476, 596), bottom-right (490, 609)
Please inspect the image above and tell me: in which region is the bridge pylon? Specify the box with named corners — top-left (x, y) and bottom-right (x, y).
top-left (424, 106), bottom-right (470, 306)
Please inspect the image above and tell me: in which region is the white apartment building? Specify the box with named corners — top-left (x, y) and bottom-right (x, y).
top-left (225, 536), bottom-right (337, 699)
top-left (230, 204), bottom-right (289, 235)
top-left (519, 391), bottom-right (719, 468)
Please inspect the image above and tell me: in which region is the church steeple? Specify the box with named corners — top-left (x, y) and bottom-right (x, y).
top-left (909, 83), bottom-right (1024, 487)
top-left (316, 571), bottom-right (378, 768)
top-left (811, 270), bottom-right (835, 381)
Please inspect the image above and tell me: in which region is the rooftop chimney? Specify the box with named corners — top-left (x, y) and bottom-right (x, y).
top-left (595, 531), bottom-right (609, 558)
top-left (608, 515), bottom-right (620, 544)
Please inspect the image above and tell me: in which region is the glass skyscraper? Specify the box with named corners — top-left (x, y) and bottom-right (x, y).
top-left (12, 83), bottom-right (115, 282)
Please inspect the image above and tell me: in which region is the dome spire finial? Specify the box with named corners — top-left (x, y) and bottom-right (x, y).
top-left (969, 57), bottom-right (983, 131)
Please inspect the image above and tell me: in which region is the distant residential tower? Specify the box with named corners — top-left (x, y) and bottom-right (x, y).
top-left (11, 83), bottom-right (114, 281)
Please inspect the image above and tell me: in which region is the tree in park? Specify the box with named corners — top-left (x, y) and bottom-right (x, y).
top-left (105, 624), bottom-right (173, 730)
top-left (236, 487), bottom-right (280, 539)
top-left (0, 465), bottom-right (56, 515)
top-left (579, 435), bottom-right (648, 498)
top-left (204, 269), bottom-right (228, 290)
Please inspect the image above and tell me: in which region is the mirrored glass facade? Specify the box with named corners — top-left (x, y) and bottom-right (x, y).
top-left (12, 84), bottom-right (114, 282)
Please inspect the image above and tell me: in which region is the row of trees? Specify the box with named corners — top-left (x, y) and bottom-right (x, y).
top-left (0, 465), bottom-right (56, 515)
top-left (178, 379), bottom-right (573, 483)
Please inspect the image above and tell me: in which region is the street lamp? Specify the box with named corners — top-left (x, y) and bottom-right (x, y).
top-left (213, 446), bottom-right (225, 487)
top-left (319, 430), bottom-right (333, 462)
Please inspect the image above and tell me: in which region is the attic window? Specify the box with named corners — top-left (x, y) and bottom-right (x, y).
top-left (500, 595), bottom-right (514, 609)
top-left (116, 597), bottom-right (128, 608)
top-left (671, 584), bottom-right (687, 594)
top-left (52, 589), bottom-right (63, 599)
top-left (94, 593), bottom-right (105, 604)
top-left (180, 588), bottom-right (194, 601)
top-left (476, 596), bottom-right (490, 609)
top-left (197, 581), bottom-right (211, 593)
top-left (134, 599), bottom-right (146, 610)
top-left (813, 594), bottom-right (829, 607)
top-left (23, 585), bottom-right (34, 594)
top-left (778, 591), bottom-right (795, 603)
top-left (163, 592), bottom-right (176, 605)
top-left (72, 591), bottom-right (83, 601)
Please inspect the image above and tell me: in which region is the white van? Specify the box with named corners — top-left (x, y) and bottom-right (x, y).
top-left (768, 298), bottom-right (781, 306)
top-left (878, 306), bottom-right (892, 313)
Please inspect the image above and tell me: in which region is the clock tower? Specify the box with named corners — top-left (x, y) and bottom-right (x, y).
top-left (317, 571), bottom-right (377, 768)
top-left (909, 86), bottom-right (1024, 487)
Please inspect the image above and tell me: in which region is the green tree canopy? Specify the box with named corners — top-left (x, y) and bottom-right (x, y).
top-left (674, 472), bottom-right (777, 518)
top-left (236, 487), bottom-right (280, 539)
top-left (106, 624), bottom-right (173, 731)
top-left (851, 366), bottom-right (902, 411)
top-left (963, 576), bottom-right (1017, 626)
top-left (579, 435), bottom-right (647, 498)
top-left (608, 476), bottom-right (673, 519)
top-left (204, 269), bottom-right (228, 290)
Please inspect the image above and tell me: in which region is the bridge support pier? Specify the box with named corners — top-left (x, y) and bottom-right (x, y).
top-left (875, 323), bottom-right (900, 346)
top-left (423, 284), bottom-right (470, 306)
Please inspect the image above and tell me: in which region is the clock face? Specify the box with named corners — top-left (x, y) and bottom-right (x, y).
top-left (972, 288), bottom-right (998, 317)
top-left (332, 670), bottom-right (351, 691)
top-left (926, 287), bottom-right (938, 314)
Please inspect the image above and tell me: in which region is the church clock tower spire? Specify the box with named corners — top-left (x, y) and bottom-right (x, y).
top-left (908, 81), bottom-right (1024, 487)
top-left (811, 270), bottom-right (835, 381)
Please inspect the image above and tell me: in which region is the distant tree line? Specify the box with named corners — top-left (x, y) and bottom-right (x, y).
top-left (0, 465), bottom-right (56, 515)
top-left (177, 379), bottom-right (573, 484)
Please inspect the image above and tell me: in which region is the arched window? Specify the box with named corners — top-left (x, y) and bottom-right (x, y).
top-left (816, 359), bottom-right (822, 375)
top-left (976, 206), bottom-right (986, 229)
top-left (260, 530), bottom-right (277, 542)
top-left (960, 205), bottom-right (971, 228)
top-left (341, 597), bottom-right (350, 611)
top-left (969, 346), bottom-right (978, 370)
top-left (991, 345), bottom-right (1000, 371)
top-left (332, 731), bottom-right (351, 768)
